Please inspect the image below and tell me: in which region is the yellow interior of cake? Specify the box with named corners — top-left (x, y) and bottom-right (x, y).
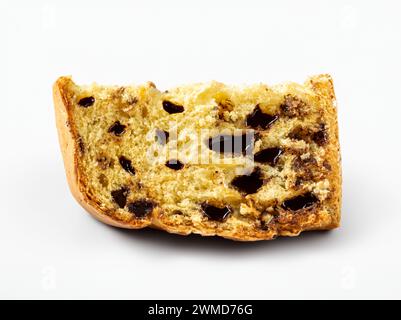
top-left (62, 76), bottom-right (338, 236)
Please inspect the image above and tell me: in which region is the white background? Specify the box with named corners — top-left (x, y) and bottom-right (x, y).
top-left (1, 0), bottom-right (400, 299)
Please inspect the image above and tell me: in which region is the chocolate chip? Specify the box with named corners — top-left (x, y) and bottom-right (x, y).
top-left (323, 160), bottom-right (332, 171)
top-left (292, 156), bottom-right (317, 171)
top-left (111, 187), bottom-right (129, 208)
top-left (280, 95), bottom-right (305, 117)
top-left (165, 159), bottom-right (184, 170)
top-left (162, 101), bottom-right (184, 114)
top-left (119, 156), bottom-right (135, 175)
top-left (155, 129), bottom-right (169, 145)
top-left (246, 105), bottom-right (278, 130)
top-left (78, 96), bottom-right (95, 108)
top-left (312, 124), bottom-right (328, 146)
top-left (254, 147), bottom-right (283, 165)
top-left (200, 203), bottom-right (232, 222)
top-left (127, 200), bottom-right (155, 218)
top-left (108, 121), bottom-right (126, 136)
top-left (289, 124), bottom-right (328, 146)
top-left (231, 167), bottom-right (264, 194)
top-left (291, 156), bottom-right (317, 185)
top-left (207, 133), bottom-right (254, 155)
top-left (282, 192), bottom-right (318, 211)
top-left (288, 126), bottom-right (310, 141)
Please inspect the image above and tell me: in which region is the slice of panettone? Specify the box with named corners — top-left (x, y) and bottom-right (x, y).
top-left (53, 74), bottom-right (341, 241)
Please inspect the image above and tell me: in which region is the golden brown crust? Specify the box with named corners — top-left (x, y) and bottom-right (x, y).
top-left (307, 74), bottom-right (342, 230)
top-left (53, 75), bottom-right (341, 241)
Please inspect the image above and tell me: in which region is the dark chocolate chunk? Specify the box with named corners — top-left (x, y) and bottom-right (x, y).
top-left (111, 187), bottom-right (129, 208)
top-left (282, 192), bottom-right (318, 211)
top-left (246, 105), bottom-right (278, 129)
top-left (165, 159), bottom-right (184, 170)
top-left (292, 156), bottom-right (316, 184)
top-left (108, 121), bottom-right (126, 136)
top-left (207, 133), bottom-right (254, 155)
top-left (292, 155), bottom-right (317, 171)
top-left (312, 124), bottom-right (328, 146)
top-left (254, 147), bottom-right (283, 165)
top-left (231, 167), bottom-right (264, 194)
top-left (119, 156), bottom-right (135, 175)
top-left (162, 101), bottom-right (184, 114)
top-left (289, 124), bottom-right (328, 146)
top-left (323, 160), bottom-right (332, 171)
top-left (280, 95), bottom-right (305, 117)
top-left (155, 129), bottom-right (170, 145)
top-left (127, 200), bottom-right (155, 218)
top-left (201, 203), bottom-right (232, 222)
top-left (78, 96), bottom-right (95, 108)
top-left (288, 126), bottom-right (310, 141)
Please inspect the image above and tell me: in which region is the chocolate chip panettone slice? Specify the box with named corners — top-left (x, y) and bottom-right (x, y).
top-left (53, 74), bottom-right (341, 241)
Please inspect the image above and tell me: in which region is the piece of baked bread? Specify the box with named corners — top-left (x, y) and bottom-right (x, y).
top-left (53, 74), bottom-right (341, 241)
